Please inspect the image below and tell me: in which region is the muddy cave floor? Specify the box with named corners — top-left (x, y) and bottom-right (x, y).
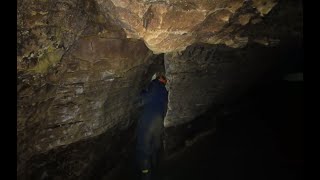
top-left (102, 79), bottom-right (303, 180)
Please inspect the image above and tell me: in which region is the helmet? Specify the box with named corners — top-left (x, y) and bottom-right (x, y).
top-left (158, 74), bottom-right (167, 85)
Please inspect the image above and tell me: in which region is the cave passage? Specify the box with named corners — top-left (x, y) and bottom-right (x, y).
top-left (100, 38), bottom-right (303, 180)
top-left (17, 0), bottom-right (303, 179)
top-left (102, 76), bottom-right (303, 180)
top-left (18, 38), bottom-right (304, 180)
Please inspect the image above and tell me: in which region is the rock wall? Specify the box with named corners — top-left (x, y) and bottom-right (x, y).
top-left (17, 0), bottom-right (161, 178)
top-left (164, 43), bottom-right (275, 127)
top-left (163, 37), bottom-right (303, 154)
top-left (162, 0), bottom-right (302, 153)
top-left (95, 0), bottom-right (279, 53)
top-left (17, 0), bottom-right (302, 179)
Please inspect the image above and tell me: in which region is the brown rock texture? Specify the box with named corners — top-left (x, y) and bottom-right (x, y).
top-left (163, 0), bottom-right (303, 127)
top-left (17, 0), bottom-right (160, 178)
top-left (96, 0), bottom-right (278, 53)
top-left (17, 0), bottom-right (302, 179)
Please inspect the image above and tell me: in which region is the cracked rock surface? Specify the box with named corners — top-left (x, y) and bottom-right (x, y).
top-left (17, 0), bottom-right (302, 179)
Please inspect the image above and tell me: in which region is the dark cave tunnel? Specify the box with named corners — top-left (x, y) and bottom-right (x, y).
top-left (17, 0), bottom-right (303, 180)
top-left (101, 37), bottom-right (304, 180)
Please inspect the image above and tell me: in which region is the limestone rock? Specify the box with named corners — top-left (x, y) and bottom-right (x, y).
top-left (96, 0), bottom-right (279, 53)
top-left (17, 2), bottom-right (158, 177)
top-left (17, 0), bottom-right (303, 179)
top-left (163, 41), bottom-right (297, 127)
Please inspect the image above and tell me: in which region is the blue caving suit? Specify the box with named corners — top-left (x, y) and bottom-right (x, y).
top-left (136, 79), bottom-right (168, 180)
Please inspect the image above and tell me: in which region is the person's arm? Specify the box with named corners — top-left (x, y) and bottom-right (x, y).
top-left (141, 81), bottom-right (155, 105)
top-left (135, 81), bottom-right (155, 107)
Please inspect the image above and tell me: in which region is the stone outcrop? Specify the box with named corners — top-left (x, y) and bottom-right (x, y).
top-left (96, 0), bottom-right (278, 53)
top-left (17, 0), bottom-right (302, 179)
top-left (17, 0), bottom-right (161, 178)
top-left (163, 36), bottom-right (303, 154)
top-left (164, 43), bottom-right (267, 127)
top-left (163, 0), bottom-right (302, 127)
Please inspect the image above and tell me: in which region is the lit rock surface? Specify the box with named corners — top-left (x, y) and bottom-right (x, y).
top-left (17, 0), bottom-right (302, 179)
top-left (96, 0), bottom-right (278, 53)
top-left (17, 1), bottom-right (158, 178)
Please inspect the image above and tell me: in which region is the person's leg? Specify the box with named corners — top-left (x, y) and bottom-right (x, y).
top-left (136, 125), bottom-right (153, 180)
top-left (151, 137), bottom-right (161, 170)
top-left (150, 116), bottom-right (164, 180)
top-left (140, 157), bottom-right (152, 180)
top-left (137, 113), bottom-right (164, 180)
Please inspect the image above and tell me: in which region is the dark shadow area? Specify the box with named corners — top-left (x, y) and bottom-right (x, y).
top-left (101, 34), bottom-right (304, 180)
top-left (104, 38), bottom-right (303, 180)
top-left (158, 74), bottom-right (303, 180)
top-left (157, 39), bottom-right (303, 180)
top-left (160, 79), bottom-right (303, 180)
